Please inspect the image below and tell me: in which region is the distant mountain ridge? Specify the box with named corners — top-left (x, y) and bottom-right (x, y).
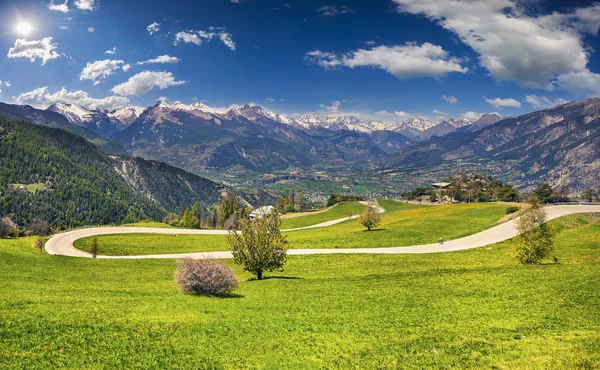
top-left (382, 98), bottom-right (600, 192)
top-left (0, 102), bottom-right (126, 155)
top-left (46, 102), bottom-right (145, 137)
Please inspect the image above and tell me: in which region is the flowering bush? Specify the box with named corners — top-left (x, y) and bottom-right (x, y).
top-left (174, 258), bottom-right (238, 296)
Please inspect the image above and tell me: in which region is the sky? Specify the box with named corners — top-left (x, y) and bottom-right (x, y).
top-left (1, 0), bottom-right (600, 122)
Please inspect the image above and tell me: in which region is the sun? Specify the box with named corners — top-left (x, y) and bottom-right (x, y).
top-left (15, 21), bottom-right (33, 36)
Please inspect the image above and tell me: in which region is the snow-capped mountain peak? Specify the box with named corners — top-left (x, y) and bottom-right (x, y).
top-left (47, 102), bottom-right (97, 125)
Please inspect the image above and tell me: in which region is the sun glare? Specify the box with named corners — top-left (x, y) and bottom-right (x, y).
top-left (15, 21), bottom-right (33, 36)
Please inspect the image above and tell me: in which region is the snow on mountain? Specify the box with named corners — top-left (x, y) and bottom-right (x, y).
top-left (108, 106), bottom-right (146, 127)
top-left (420, 118), bottom-right (473, 140)
top-left (47, 103), bottom-right (98, 126)
top-left (228, 104), bottom-right (296, 125)
top-left (296, 114), bottom-right (437, 138)
top-left (47, 102), bottom-right (144, 136)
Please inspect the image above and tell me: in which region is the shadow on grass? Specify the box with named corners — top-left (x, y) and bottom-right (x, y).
top-left (248, 276), bottom-right (302, 281)
top-left (361, 228), bottom-right (387, 232)
top-left (209, 293), bottom-right (245, 299)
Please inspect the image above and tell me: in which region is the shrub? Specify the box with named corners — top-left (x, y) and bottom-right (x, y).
top-left (7, 227), bottom-right (22, 238)
top-left (506, 206), bottom-right (519, 214)
top-left (175, 258), bottom-right (238, 296)
top-left (33, 236), bottom-right (46, 252)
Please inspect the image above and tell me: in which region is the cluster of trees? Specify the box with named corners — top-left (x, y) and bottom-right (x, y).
top-left (533, 183), bottom-right (598, 203)
top-left (441, 173), bottom-right (519, 203)
top-left (275, 189), bottom-right (304, 213)
top-left (327, 194), bottom-right (366, 207)
top-left (164, 193), bottom-right (251, 230)
top-left (405, 175), bottom-right (519, 203)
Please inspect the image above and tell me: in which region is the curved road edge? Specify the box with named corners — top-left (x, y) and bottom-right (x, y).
top-left (45, 205), bottom-right (600, 259)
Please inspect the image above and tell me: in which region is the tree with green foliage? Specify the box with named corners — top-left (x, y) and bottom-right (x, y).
top-left (219, 192), bottom-right (238, 229)
top-left (327, 194), bottom-right (343, 207)
top-left (359, 203), bottom-right (381, 231)
top-left (580, 188), bottom-right (598, 202)
top-left (533, 183), bottom-right (554, 203)
top-left (515, 196), bottom-right (555, 265)
top-left (497, 184), bottom-right (519, 202)
top-left (227, 211), bottom-right (287, 280)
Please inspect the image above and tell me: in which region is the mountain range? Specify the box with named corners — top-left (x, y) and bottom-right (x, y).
top-left (2, 96), bottom-right (598, 193)
top-left (382, 98), bottom-right (600, 192)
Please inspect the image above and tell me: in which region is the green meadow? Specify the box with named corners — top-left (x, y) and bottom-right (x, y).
top-left (76, 201), bottom-right (508, 256)
top-left (280, 201), bottom-right (366, 229)
top-left (1, 214), bottom-right (599, 368)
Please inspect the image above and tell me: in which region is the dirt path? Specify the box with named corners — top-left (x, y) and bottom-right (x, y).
top-left (45, 205), bottom-right (600, 259)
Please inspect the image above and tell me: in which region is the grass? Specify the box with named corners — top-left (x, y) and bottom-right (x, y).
top-left (281, 201), bottom-right (366, 229)
top-left (1, 214), bottom-right (599, 368)
top-left (9, 183), bottom-right (48, 193)
top-left (76, 202), bottom-right (509, 256)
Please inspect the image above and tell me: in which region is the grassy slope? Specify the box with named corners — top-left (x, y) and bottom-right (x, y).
top-left (76, 202), bottom-right (507, 256)
top-left (280, 201), bottom-right (366, 229)
top-left (1, 215), bottom-right (599, 368)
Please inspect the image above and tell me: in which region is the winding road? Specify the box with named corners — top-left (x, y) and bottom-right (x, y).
top-left (45, 204), bottom-right (600, 259)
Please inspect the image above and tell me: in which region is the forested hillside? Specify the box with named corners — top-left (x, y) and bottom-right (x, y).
top-left (0, 119), bottom-right (222, 228)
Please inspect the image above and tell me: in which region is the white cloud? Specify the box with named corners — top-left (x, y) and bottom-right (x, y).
top-left (460, 111), bottom-right (483, 121)
top-left (394, 111), bottom-right (410, 118)
top-left (15, 86), bottom-right (129, 111)
top-left (59, 25), bottom-right (68, 30)
top-left (7, 38), bottom-right (61, 65)
top-left (122, 64), bottom-right (131, 72)
top-left (320, 100), bottom-right (341, 113)
top-left (48, 0), bottom-right (69, 13)
top-left (111, 71), bottom-right (187, 96)
top-left (265, 97), bottom-right (275, 102)
top-left (374, 110), bottom-right (394, 117)
top-left (393, 0), bottom-right (600, 95)
top-left (442, 95), bottom-right (458, 104)
top-left (105, 47), bottom-right (117, 55)
top-left (433, 109), bottom-right (448, 116)
top-left (74, 0), bottom-right (95, 11)
top-left (147, 22), bottom-right (160, 35)
top-left (80, 60), bottom-right (125, 84)
top-left (306, 42), bottom-right (468, 79)
top-left (137, 55), bottom-right (181, 65)
top-left (174, 28), bottom-right (236, 50)
top-left (524, 95), bottom-right (569, 110)
top-left (317, 5), bottom-right (353, 16)
top-left (485, 97), bottom-right (522, 109)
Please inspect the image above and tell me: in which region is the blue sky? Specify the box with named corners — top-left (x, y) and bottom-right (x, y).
top-left (1, 0), bottom-right (600, 122)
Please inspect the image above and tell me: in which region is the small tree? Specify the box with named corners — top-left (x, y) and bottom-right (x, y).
top-left (0, 217), bottom-right (13, 238)
top-left (581, 188), bottom-right (598, 202)
top-left (174, 258), bottom-right (238, 296)
top-left (27, 219), bottom-right (49, 237)
top-left (359, 203), bottom-right (381, 231)
top-left (515, 196), bottom-right (555, 265)
top-left (90, 237), bottom-right (99, 258)
top-left (227, 212), bottom-right (287, 280)
top-left (533, 183), bottom-right (554, 204)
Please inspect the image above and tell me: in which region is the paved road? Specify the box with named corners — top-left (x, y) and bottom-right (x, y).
top-left (45, 205), bottom-right (600, 259)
